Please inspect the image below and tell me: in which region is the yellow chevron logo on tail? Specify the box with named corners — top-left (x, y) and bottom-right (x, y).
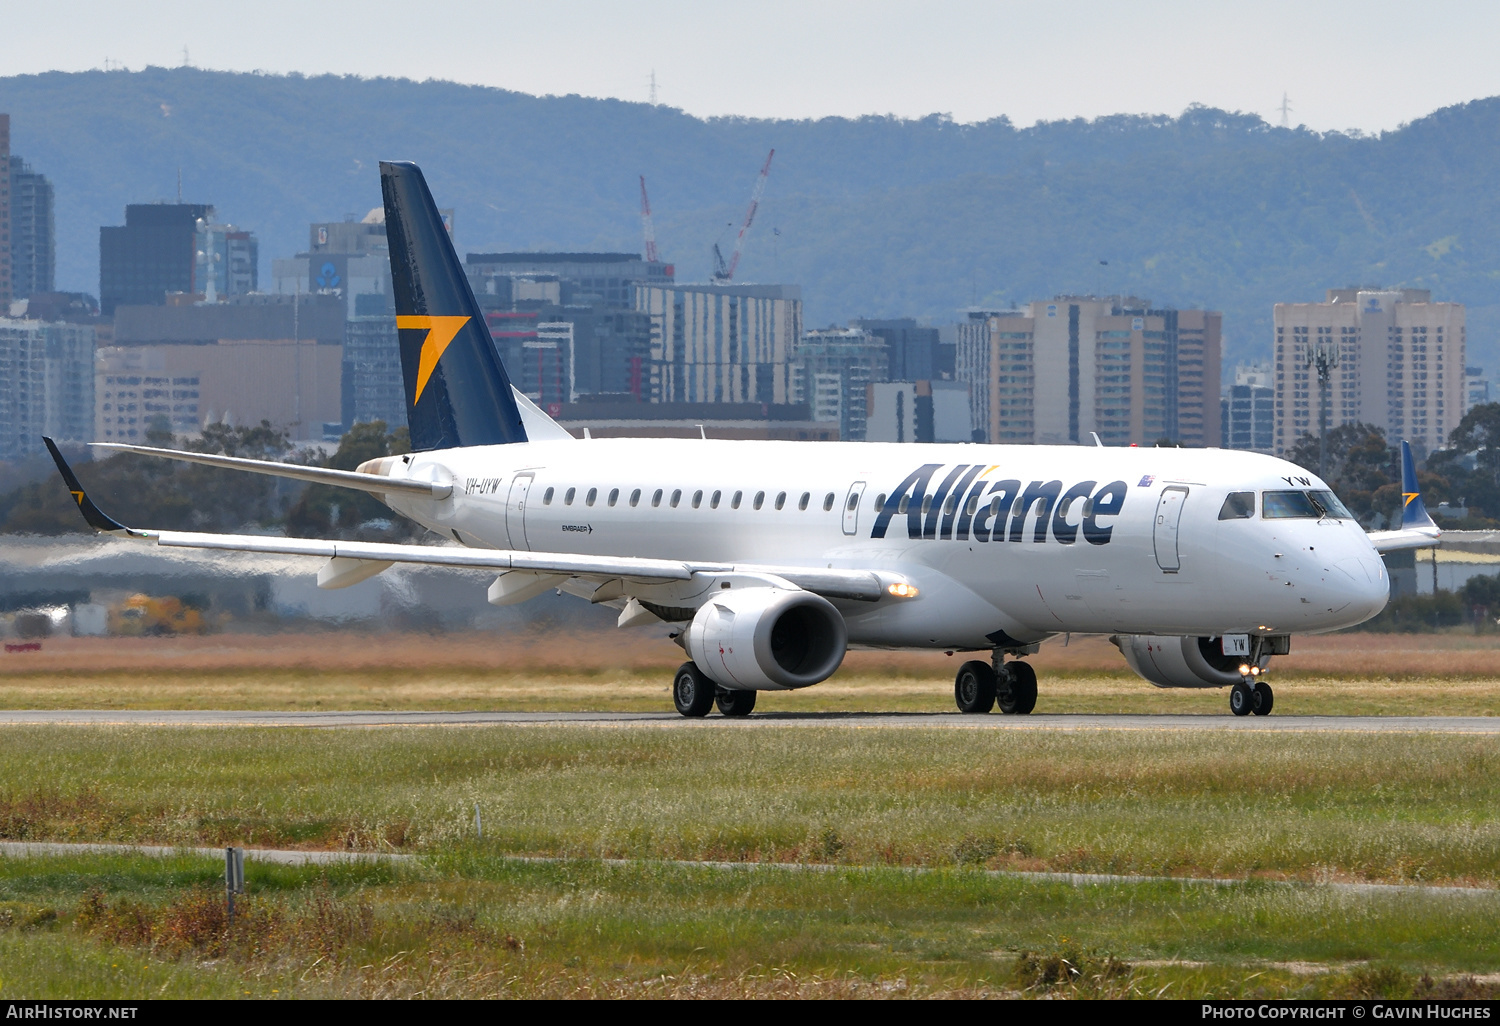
top-left (397, 315), bottom-right (471, 404)
top-left (1403, 491), bottom-right (1419, 508)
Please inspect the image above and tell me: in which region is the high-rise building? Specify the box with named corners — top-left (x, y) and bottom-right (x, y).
top-left (635, 283), bottom-right (802, 405)
top-left (99, 203), bottom-right (213, 315)
top-left (1272, 289), bottom-right (1464, 455)
top-left (106, 293), bottom-right (345, 441)
top-left (791, 327), bottom-right (888, 441)
top-left (0, 316), bottom-right (95, 459)
top-left (194, 221), bottom-right (257, 301)
top-left (956, 297), bottom-right (1221, 447)
top-left (467, 252), bottom-right (672, 308)
top-left (0, 115), bottom-right (12, 312)
top-left (866, 380), bottom-right (970, 443)
top-left (9, 156), bottom-right (54, 301)
top-left (851, 318), bottom-right (941, 382)
top-left (274, 214), bottom-right (391, 320)
top-left (1466, 366), bottom-right (1490, 413)
top-left (1221, 362), bottom-right (1275, 452)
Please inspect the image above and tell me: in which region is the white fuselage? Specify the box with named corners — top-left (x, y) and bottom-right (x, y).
top-left (376, 439), bottom-right (1390, 650)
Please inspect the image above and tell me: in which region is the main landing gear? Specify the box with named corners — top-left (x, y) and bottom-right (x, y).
top-left (954, 655), bottom-right (1037, 715)
top-left (672, 662), bottom-right (758, 718)
top-left (1229, 679), bottom-right (1274, 717)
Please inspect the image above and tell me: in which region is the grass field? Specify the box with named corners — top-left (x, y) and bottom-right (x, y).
top-left (1, 631), bottom-right (1498, 998)
top-left (2, 852), bottom-right (1498, 999)
top-left (2, 630), bottom-right (1500, 715)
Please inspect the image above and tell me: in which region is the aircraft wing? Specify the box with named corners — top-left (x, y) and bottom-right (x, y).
top-left (1365, 440), bottom-right (1442, 553)
top-left (44, 438), bottom-right (887, 602)
top-left (88, 442), bottom-right (449, 498)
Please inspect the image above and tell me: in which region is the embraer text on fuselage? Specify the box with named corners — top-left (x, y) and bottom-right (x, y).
top-left (871, 463), bottom-right (1129, 545)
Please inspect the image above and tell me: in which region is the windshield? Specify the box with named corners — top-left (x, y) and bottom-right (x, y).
top-left (1261, 490), bottom-right (1321, 519)
top-left (1308, 490), bottom-right (1355, 520)
top-left (1262, 489), bottom-right (1354, 519)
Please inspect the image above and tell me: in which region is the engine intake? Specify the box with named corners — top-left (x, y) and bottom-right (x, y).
top-left (1112, 635), bottom-right (1273, 689)
top-left (685, 588), bottom-right (847, 690)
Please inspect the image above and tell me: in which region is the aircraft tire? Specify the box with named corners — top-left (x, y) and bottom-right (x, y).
top-left (998, 660), bottom-right (1038, 715)
top-left (715, 687), bottom-right (758, 717)
top-left (954, 660), bottom-right (997, 714)
top-left (1252, 681), bottom-right (1274, 716)
top-left (1229, 681), bottom-right (1254, 716)
top-left (673, 662), bottom-right (717, 717)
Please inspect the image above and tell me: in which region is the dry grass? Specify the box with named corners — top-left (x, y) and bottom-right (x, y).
top-left (1, 630), bottom-right (1499, 715)
top-left (3, 853), bottom-right (1498, 1000)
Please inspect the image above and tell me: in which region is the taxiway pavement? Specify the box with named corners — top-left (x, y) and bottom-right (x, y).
top-left (0, 710), bottom-right (1494, 732)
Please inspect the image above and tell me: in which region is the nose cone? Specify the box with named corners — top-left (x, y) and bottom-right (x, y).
top-left (1333, 554), bottom-right (1390, 625)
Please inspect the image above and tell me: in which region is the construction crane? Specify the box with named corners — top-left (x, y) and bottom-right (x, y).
top-left (638, 175), bottom-right (660, 263)
top-left (712, 149), bottom-right (774, 282)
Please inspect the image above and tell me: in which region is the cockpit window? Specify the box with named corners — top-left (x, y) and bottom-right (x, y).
top-left (1218, 491), bottom-right (1255, 520)
top-left (1261, 490), bottom-right (1321, 519)
top-left (1308, 490), bottom-right (1354, 520)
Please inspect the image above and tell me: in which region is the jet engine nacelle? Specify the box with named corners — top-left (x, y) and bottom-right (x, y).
top-left (685, 588), bottom-right (847, 691)
top-left (1112, 634), bottom-right (1271, 689)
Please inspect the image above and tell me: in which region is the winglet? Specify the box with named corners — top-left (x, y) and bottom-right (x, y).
top-left (1399, 439), bottom-right (1436, 531)
top-left (43, 436), bottom-right (131, 534)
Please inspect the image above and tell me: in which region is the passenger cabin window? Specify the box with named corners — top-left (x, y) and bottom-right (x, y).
top-left (872, 493), bottom-right (885, 511)
top-left (652, 489), bottom-right (664, 508)
top-left (629, 488), bottom-right (641, 508)
top-left (847, 493), bottom-right (860, 512)
top-left (585, 487), bottom-right (597, 507)
top-left (966, 495), bottom-right (979, 516)
top-left (1218, 492), bottom-right (1255, 520)
top-left (921, 496), bottom-right (933, 516)
top-left (943, 494), bottom-right (959, 515)
top-left (711, 490), bottom-right (722, 509)
top-left (671, 489), bottom-right (682, 508)
top-left (825, 492), bottom-right (838, 511)
top-left (753, 491), bottom-right (765, 510)
top-left (732, 491), bottom-right (743, 509)
top-left (608, 488), bottom-right (619, 507)
top-left (775, 492), bottom-right (787, 510)
top-left (798, 492), bottom-right (810, 511)
top-left (543, 487), bottom-right (555, 505)
top-left (564, 487), bottom-right (576, 506)
top-left (1261, 490), bottom-right (1320, 519)
top-left (898, 496), bottom-right (910, 514)
top-left (692, 490), bottom-right (703, 509)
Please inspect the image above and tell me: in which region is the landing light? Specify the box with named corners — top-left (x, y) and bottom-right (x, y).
top-left (1238, 663), bottom-right (1251, 675)
top-left (887, 582), bottom-right (919, 599)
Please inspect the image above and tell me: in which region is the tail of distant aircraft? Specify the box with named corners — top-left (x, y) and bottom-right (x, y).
top-left (380, 160), bottom-right (527, 451)
top-left (1399, 439), bottom-right (1435, 532)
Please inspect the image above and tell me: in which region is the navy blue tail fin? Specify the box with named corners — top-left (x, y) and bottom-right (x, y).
top-left (1399, 439), bottom-right (1435, 530)
top-left (381, 160), bottom-right (526, 450)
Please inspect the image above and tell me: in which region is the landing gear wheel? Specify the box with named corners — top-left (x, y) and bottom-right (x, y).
top-left (998, 660), bottom-right (1038, 715)
top-left (715, 687), bottom-right (757, 717)
top-left (1252, 681), bottom-right (1274, 716)
top-left (1229, 681), bottom-right (1254, 716)
top-left (672, 662), bottom-right (716, 717)
top-left (954, 660), bottom-right (997, 714)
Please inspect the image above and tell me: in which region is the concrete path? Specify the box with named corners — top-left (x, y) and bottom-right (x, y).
top-left (0, 709), bottom-right (1494, 732)
top-left (0, 841), bottom-right (1492, 898)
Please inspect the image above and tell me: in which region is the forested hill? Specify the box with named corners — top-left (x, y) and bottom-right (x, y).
top-left (4, 67), bottom-right (1500, 374)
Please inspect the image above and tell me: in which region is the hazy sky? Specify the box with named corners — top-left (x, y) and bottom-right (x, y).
top-left (7, 0), bottom-right (1500, 132)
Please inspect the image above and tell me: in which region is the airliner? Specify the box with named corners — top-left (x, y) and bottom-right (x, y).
top-left (46, 161), bottom-right (1441, 718)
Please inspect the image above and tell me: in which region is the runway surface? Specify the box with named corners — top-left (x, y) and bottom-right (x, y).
top-left (0, 709), bottom-right (1495, 732)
